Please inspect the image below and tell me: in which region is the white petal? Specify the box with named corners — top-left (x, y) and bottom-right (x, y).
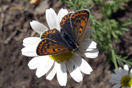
top-left (79, 59), bottom-right (93, 74)
top-left (23, 37), bottom-right (41, 47)
top-left (85, 49), bottom-right (99, 58)
top-left (30, 20), bottom-right (48, 35)
top-left (21, 46), bottom-right (37, 57)
top-left (124, 64), bottom-right (129, 71)
top-left (57, 8), bottom-right (68, 30)
top-left (87, 41), bottom-right (97, 50)
top-left (112, 84), bottom-right (121, 88)
top-left (114, 69), bottom-right (121, 75)
top-left (46, 62), bottom-right (57, 80)
top-left (118, 68), bottom-right (128, 77)
top-left (67, 57), bottom-right (83, 82)
top-left (73, 54), bottom-right (81, 67)
top-left (73, 54), bottom-right (92, 74)
top-left (130, 69), bottom-right (132, 76)
top-left (119, 67), bottom-right (122, 70)
top-left (114, 69), bottom-right (123, 78)
top-left (117, 67), bottom-right (129, 77)
top-left (111, 74), bottom-right (121, 81)
top-left (122, 70), bottom-right (129, 76)
top-left (46, 8), bottom-right (58, 29)
top-left (109, 79), bottom-right (120, 84)
top-left (28, 56), bottom-right (46, 70)
top-left (78, 49), bottom-right (99, 58)
top-left (57, 62), bottom-right (67, 86)
top-left (79, 40), bottom-right (97, 51)
top-left (36, 57), bottom-right (54, 78)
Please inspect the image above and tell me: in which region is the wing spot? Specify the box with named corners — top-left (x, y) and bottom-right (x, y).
top-left (74, 21), bottom-right (76, 24)
top-left (53, 49), bottom-right (55, 52)
top-left (85, 18), bottom-right (88, 22)
top-left (55, 49), bottom-right (59, 52)
top-left (47, 49), bottom-right (54, 53)
top-left (81, 20), bottom-right (86, 27)
top-left (52, 30), bottom-right (56, 33)
top-left (44, 52), bottom-right (48, 54)
top-left (49, 42), bottom-right (52, 45)
top-left (79, 28), bottom-right (83, 33)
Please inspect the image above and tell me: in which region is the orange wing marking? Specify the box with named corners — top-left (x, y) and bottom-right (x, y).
top-left (72, 11), bottom-right (89, 19)
top-left (81, 19), bottom-right (86, 27)
top-left (41, 29), bottom-right (57, 39)
top-left (61, 14), bottom-right (71, 25)
top-left (38, 39), bottom-right (47, 55)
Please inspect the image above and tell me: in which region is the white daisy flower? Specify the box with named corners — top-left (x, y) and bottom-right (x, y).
top-left (110, 64), bottom-right (132, 88)
top-left (21, 8), bottom-right (99, 86)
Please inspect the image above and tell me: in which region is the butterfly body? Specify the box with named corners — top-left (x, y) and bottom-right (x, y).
top-left (60, 28), bottom-right (78, 50)
top-left (37, 9), bottom-right (90, 56)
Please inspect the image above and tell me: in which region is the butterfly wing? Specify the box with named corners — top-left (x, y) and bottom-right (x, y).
top-left (41, 29), bottom-right (69, 46)
top-left (60, 13), bottom-right (76, 44)
top-left (37, 29), bottom-right (71, 55)
top-left (36, 38), bottom-right (70, 55)
top-left (70, 9), bottom-right (90, 45)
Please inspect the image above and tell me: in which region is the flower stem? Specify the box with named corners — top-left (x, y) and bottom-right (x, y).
top-left (110, 44), bottom-right (118, 69)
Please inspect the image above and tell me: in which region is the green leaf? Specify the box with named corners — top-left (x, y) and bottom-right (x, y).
top-left (123, 19), bottom-right (132, 26)
top-left (112, 32), bottom-right (118, 39)
top-left (121, 28), bottom-right (129, 31)
top-left (115, 30), bottom-right (123, 35)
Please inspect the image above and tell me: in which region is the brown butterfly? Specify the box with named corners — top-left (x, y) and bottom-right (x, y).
top-left (36, 9), bottom-right (90, 56)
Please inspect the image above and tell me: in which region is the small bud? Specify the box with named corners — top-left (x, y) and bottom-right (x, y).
top-left (30, 0), bottom-right (41, 5)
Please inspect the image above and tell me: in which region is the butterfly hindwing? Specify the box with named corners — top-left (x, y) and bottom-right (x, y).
top-left (41, 29), bottom-right (57, 39)
top-left (38, 29), bottom-right (71, 55)
top-left (41, 29), bottom-right (68, 47)
top-left (37, 38), bottom-right (70, 55)
top-left (70, 9), bottom-right (90, 45)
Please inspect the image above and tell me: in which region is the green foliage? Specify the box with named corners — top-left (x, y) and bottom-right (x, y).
top-left (116, 55), bottom-right (132, 68)
top-left (24, 0), bottom-right (29, 2)
top-left (59, 0), bottom-right (93, 10)
top-left (59, 0), bottom-right (132, 68)
top-left (102, 0), bottom-right (130, 17)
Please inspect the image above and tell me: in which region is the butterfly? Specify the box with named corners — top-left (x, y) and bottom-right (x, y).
top-left (36, 9), bottom-right (90, 56)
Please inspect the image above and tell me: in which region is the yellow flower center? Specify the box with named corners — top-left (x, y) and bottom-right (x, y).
top-left (120, 75), bottom-right (132, 87)
top-left (49, 52), bottom-right (73, 62)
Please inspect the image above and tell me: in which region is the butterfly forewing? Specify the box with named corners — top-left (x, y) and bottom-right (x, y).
top-left (70, 9), bottom-right (90, 45)
top-left (37, 38), bottom-right (70, 55)
top-left (60, 13), bottom-right (76, 43)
